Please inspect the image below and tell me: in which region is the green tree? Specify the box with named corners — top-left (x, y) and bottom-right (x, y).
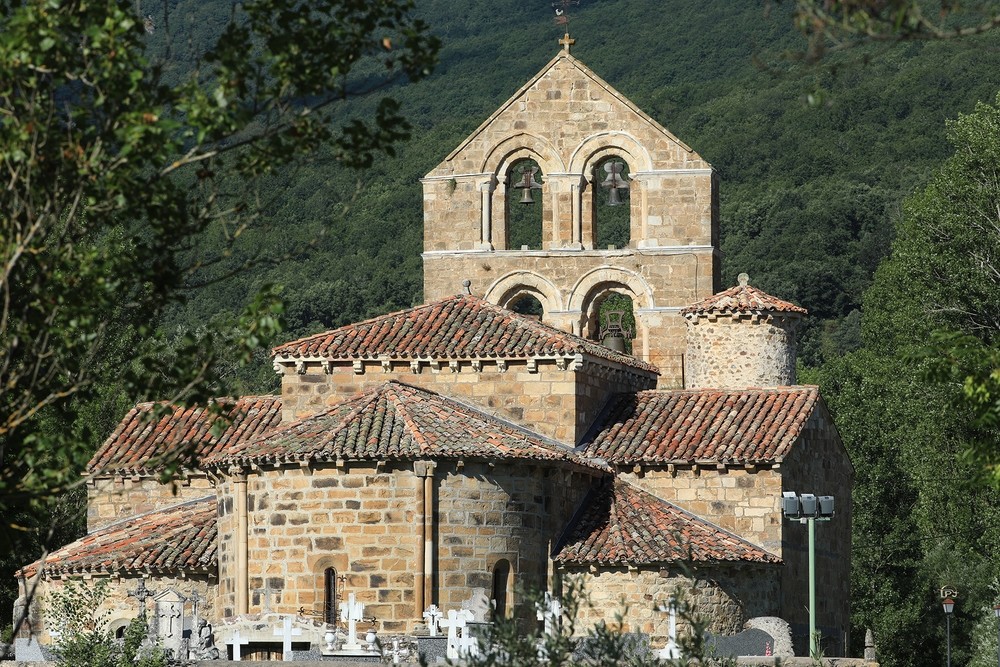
top-left (45, 579), bottom-right (166, 667)
top-left (0, 0), bottom-right (437, 633)
top-left (0, 0), bottom-right (437, 505)
top-left (817, 93), bottom-right (1000, 667)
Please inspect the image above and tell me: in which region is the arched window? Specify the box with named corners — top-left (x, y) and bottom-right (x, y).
top-left (491, 559), bottom-right (511, 619)
top-left (592, 157), bottom-right (631, 249)
top-left (506, 159), bottom-right (543, 250)
top-left (509, 293), bottom-right (544, 320)
top-left (324, 568), bottom-right (338, 625)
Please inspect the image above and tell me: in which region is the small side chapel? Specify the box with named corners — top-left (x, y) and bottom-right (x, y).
top-left (16, 45), bottom-right (854, 659)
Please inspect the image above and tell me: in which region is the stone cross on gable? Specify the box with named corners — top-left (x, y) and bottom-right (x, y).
top-left (272, 616), bottom-right (302, 661)
top-left (229, 629), bottom-right (250, 661)
top-left (422, 604), bottom-right (442, 637)
top-left (558, 32), bottom-right (576, 52)
top-left (127, 579), bottom-right (156, 619)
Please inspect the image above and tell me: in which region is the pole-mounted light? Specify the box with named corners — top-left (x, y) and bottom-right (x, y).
top-left (782, 491), bottom-right (835, 659)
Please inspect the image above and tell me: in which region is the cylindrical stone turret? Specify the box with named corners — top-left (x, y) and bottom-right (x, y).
top-left (680, 273), bottom-right (807, 389)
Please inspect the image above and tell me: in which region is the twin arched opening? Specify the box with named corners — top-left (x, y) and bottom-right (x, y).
top-left (484, 133), bottom-right (646, 251)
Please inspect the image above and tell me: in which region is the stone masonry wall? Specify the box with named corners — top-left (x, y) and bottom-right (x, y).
top-left (618, 466), bottom-right (784, 556)
top-left (217, 460), bottom-right (595, 634)
top-left (87, 474), bottom-right (215, 532)
top-left (278, 358), bottom-right (655, 445)
top-left (421, 55), bottom-right (720, 390)
top-left (778, 402), bottom-right (854, 657)
top-left (422, 248), bottom-right (713, 388)
top-left (565, 565), bottom-right (780, 650)
top-left (684, 314), bottom-right (799, 390)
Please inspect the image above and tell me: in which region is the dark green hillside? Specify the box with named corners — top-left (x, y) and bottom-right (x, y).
top-left (159, 0), bottom-right (1000, 377)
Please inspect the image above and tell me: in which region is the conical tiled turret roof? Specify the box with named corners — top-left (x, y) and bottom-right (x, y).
top-left (680, 273), bottom-right (807, 316)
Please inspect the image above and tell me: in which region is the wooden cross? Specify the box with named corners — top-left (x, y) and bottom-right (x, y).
top-left (559, 32), bottom-right (575, 53)
top-left (229, 629), bottom-right (250, 662)
top-left (273, 616), bottom-right (302, 661)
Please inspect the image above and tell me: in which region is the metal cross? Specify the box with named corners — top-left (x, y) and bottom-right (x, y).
top-left (188, 590), bottom-right (204, 623)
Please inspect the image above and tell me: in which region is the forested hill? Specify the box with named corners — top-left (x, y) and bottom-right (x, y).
top-left (161, 0), bottom-right (1000, 386)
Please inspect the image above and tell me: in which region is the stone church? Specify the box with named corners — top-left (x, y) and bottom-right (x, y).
top-left (17, 46), bottom-right (854, 659)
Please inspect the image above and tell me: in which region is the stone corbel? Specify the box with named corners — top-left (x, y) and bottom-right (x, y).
top-left (295, 360), bottom-right (306, 375)
top-left (471, 360), bottom-right (483, 373)
top-left (352, 360), bottom-right (364, 375)
top-left (410, 360), bottom-right (422, 374)
top-left (322, 360), bottom-right (333, 374)
top-left (381, 358), bottom-right (392, 373)
top-left (526, 358), bottom-right (538, 373)
top-left (430, 360), bottom-right (442, 374)
top-left (496, 359), bottom-right (508, 373)
top-left (449, 360), bottom-right (460, 373)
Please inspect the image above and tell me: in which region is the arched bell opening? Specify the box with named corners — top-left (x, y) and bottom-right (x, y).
top-left (585, 290), bottom-right (638, 356)
top-left (506, 159), bottom-right (544, 251)
top-left (508, 293), bottom-right (544, 321)
top-left (590, 157), bottom-right (632, 250)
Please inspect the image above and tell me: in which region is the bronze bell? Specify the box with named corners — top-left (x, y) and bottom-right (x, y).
top-left (513, 166), bottom-right (542, 205)
top-left (601, 160), bottom-right (628, 207)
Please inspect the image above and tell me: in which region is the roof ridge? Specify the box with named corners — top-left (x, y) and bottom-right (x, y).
top-left (272, 297), bottom-right (465, 355)
top-left (382, 383), bottom-right (432, 453)
top-left (84, 494), bottom-right (215, 535)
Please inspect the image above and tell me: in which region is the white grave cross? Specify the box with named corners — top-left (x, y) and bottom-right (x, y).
top-left (440, 609), bottom-right (475, 660)
top-left (229, 630), bottom-right (250, 662)
top-left (422, 604), bottom-right (442, 637)
top-left (536, 592), bottom-right (563, 637)
top-left (656, 598), bottom-right (680, 660)
top-left (272, 616), bottom-right (302, 661)
top-left (339, 593), bottom-right (365, 650)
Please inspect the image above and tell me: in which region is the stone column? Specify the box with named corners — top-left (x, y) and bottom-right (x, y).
top-left (476, 175), bottom-right (496, 250)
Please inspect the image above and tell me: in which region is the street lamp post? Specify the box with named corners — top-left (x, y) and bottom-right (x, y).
top-left (992, 603), bottom-right (1000, 667)
top-left (782, 492), bottom-right (835, 659)
top-left (942, 596), bottom-right (955, 667)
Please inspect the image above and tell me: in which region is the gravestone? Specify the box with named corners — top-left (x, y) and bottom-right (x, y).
top-left (153, 588), bottom-right (186, 659)
top-left (460, 588), bottom-right (491, 622)
top-left (272, 615), bottom-right (303, 661)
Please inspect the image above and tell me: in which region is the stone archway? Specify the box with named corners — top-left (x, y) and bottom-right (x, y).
top-left (483, 271), bottom-right (565, 319)
top-left (567, 267), bottom-right (655, 359)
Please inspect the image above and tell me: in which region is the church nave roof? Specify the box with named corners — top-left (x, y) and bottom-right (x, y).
top-left (580, 386), bottom-right (819, 465)
top-left (20, 496), bottom-right (217, 578)
top-left (271, 294), bottom-right (658, 374)
top-left (206, 380), bottom-right (604, 471)
top-left (553, 479), bottom-right (780, 567)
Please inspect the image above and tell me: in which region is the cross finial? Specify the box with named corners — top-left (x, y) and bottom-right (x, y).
top-left (559, 32), bottom-right (575, 52)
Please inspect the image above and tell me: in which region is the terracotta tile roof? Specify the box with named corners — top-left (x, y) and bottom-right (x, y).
top-left (207, 381), bottom-right (603, 470)
top-left (20, 497), bottom-right (216, 578)
top-left (581, 386), bottom-right (819, 465)
top-left (680, 274), bottom-right (807, 316)
top-left (554, 479), bottom-right (780, 566)
top-left (271, 295), bottom-right (658, 374)
top-left (87, 396), bottom-right (283, 475)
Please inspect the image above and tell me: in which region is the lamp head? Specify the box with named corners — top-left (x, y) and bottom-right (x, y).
top-left (942, 597), bottom-right (955, 615)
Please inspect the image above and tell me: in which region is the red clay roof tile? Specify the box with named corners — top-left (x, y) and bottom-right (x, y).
top-left (271, 295), bottom-right (658, 374)
top-left (554, 479), bottom-right (780, 566)
top-left (87, 396), bottom-right (282, 474)
top-left (20, 497), bottom-right (217, 578)
top-left (207, 381), bottom-right (603, 470)
top-left (680, 276), bottom-right (807, 316)
top-left (581, 387), bottom-right (819, 464)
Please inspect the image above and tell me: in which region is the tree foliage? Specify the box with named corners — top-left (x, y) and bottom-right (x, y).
top-left (0, 0), bottom-right (438, 509)
top-left (817, 93), bottom-right (1000, 667)
top-left (44, 579), bottom-right (166, 667)
top-left (786, 0), bottom-right (1000, 61)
